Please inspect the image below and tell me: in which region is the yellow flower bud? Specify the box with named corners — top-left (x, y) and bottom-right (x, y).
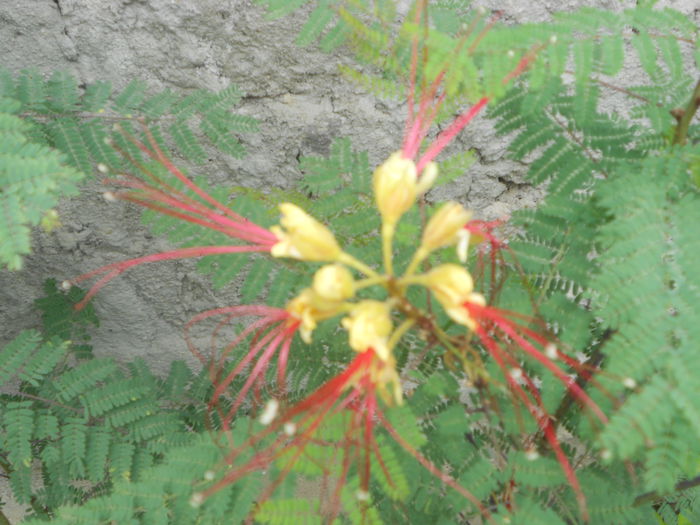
top-left (341, 300), bottom-right (393, 361)
top-left (421, 202), bottom-right (472, 254)
top-left (312, 264), bottom-right (354, 302)
top-left (423, 264), bottom-right (484, 330)
top-left (373, 152), bottom-right (418, 226)
top-left (271, 203), bottom-right (341, 262)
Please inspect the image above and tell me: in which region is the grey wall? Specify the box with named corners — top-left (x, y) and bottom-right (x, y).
top-left (0, 0), bottom-right (696, 374)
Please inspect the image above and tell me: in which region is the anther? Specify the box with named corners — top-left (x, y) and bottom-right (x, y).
top-left (259, 399), bottom-right (279, 425)
top-left (189, 492), bottom-right (204, 508)
top-left (283, 422), bottom-right (296, 436)
top-left (356, 490), bottom-right (370, 502)
top-left (525, 448), bottom-right (539, 461)
top-left (103, 192), bottom-right (117, 202)
top-left (60, 280), bottom-right (72, 291)
top-left (97, 163), bottom-right (108, 174)
top-left (622, 377), bottom-right (637, 389)
top-left (544, 343), bottom-right (557, 360)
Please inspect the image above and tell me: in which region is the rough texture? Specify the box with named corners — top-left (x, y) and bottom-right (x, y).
top-left (0, 1), bottom-right (698, 367)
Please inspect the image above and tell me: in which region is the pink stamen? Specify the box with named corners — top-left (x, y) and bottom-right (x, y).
top-left (71, 245), bottom-right (269, 310)
top-left (474, 324), bottom-right (588, 521)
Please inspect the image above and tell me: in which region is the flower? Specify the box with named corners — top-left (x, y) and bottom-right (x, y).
top-left (341, 301), bottom-right (393, 361)
top-left (373, 151), bottom-right (417, 228)
top-left (420, 201), bottom-right (472, 254)
top-left (286, 288), bottom-right (344, 344)
top-left (421, 264), bottom-right (485, 330)
top-left (312, 264), bottom-right (355, 302)
top-left (271, 203), bottom-right (341, 261)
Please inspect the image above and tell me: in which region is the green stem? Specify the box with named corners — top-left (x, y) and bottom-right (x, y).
top-left (338, 252), bottom-right (379, 279)
top-left (404, 246), bottom-right (428, 278)
top-left (354, 275), bottom-right (389, 290)
top-left (381, 222), bottom-right (395, 276)
top-left (388, 319), bottom-right (416, 351)
top-left (672, 78), bottom-right (700, 146)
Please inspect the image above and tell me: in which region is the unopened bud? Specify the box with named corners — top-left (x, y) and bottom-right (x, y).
top-left (203, 470), bottom-right (215, 481)
top-left (507, 49), bottom-right (515, 58)
top-left (284, 422), bottom-right (297, 436)
top-left (549, 35), bottom-right (558, 44)
top-left (60, 280), bottom-right (72, 291)
top-left (312, 264), bottom-right (354, 302)
top-left (600, 449), bottom-right (612, 461)
top-left (189, 492), bottom-right (204, 508)
top-left (103, 191), bottom-right (117, 202)
top-left (421, 202), bottom-right (472, 254)
top-left (97, 163), bottom-right (108, 174)
top-left (373, 151), bottom-right (418, 227)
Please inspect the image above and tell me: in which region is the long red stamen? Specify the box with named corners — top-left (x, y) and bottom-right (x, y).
top-left (474, 323), bottom-right (589, 520)
top-left (71, 245), bottom-right (269, 310)
top-left (474, 305), bottom-right (607, 423)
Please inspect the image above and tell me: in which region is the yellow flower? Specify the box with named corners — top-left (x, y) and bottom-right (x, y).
top-left (286, 288), bottom-right (344, 343)
top-left (271, 203), bottom-right (341, 262)
top-left (422, 264), bottom-right (484, 330)
top-left (420, 202), bottom-right (472, 254)
top-left (341, 300), bottom-right (393, 361)
top-left (373, 152), bottom-right (436, 227)
top-left (312, 264), bottom-right (355, 302)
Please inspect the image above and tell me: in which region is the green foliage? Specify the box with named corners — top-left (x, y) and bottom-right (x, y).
top-left (3, 1), bottom-right (700, 524)
top-left (0, 283), bottom-right (216, 520)
top-left (0, 96), bottom-right (83, 270)
top-left (0, 68), bottom-right (256, 270)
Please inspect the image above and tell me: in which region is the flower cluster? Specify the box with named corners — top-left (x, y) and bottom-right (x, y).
top-left (66, 9), bottom-right (609, 521)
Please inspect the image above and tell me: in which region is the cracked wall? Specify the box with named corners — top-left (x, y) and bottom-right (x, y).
top-left (0, 0), bottom-right (697, 374)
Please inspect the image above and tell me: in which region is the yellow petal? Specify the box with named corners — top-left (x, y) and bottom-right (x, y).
top-left (272, 203), bottom-right (341, 262)
top-left (341, 300), bottom-right (393, 357)
top-left (421, 202), bottom-right (472, 254)
top-left (373, 152), bottom-right (417, 227)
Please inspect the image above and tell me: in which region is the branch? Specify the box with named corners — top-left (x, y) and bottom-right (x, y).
top-left (633, 474), bottom-right (700, 507)
top-left (672, 78), bottom-right (700, 146)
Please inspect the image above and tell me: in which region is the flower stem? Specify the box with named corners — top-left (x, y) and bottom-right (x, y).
top-left (381, 223), bottom-right (395, 276)
top-left (388, 319), bottom-right (415, 352)
top-left (338, 252), bottom-right (379, 279)
top-left (404, 246), bottom-right (428, 278)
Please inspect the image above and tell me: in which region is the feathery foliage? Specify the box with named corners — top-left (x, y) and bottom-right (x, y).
top-left (3, 1), bottom-right (700, 524)
top-left (0, 68), bottom-right (256, 270)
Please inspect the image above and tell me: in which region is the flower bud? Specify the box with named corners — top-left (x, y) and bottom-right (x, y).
top-left (423, 264), bottom-right (484, 330)
top-left (421, 202), bottom-right (472, 254)
top-left (341, 300), bottom-right (393, 361)
top-left (271, 203), bottom-right (341, 262)
top-left (312, 264), bottom-right (354, 302)
top-left (373, 152), bottom-right (418, 227)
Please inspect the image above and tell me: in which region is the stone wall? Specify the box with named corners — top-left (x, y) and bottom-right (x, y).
top-left (0, 0), bottom-right (696, 375)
